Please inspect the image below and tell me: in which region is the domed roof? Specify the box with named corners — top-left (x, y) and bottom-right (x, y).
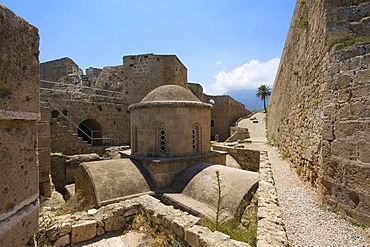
top-left (141, 85), bottom-right (201, 103)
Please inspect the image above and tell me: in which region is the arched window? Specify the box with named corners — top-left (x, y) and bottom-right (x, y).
top-left (211, 120), bottom-right (215, 127)
top-left (158, 126), bottom-right (167, 154)
top-left (132, 125), bottom-right (138, 154)
top-left (192, 124), bottom-right (201, 154)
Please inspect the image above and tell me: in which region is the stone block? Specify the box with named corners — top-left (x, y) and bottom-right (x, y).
top-left (38, 149), bottom-right (51, 166)
top-left (39, 165), bottom-right (51, 183)
top-left (37, 122), bottom-right (50, 136)
top-left (39, 181), bottom-right (52, 197)
top-left (0, 202), bottom-right (38, 247)
top-left (358, 143), bottom-right (370, 163)
top-left (0, 5), bottom-right (39, 114)
top-left (71, 220), bottom-right (97, 244)
top-left (38, 135), bottom-right (51, 150)
top-left (54, 234), bottom-right (70, 247)
top-left (0, 121), bottom-right (39, 215)
top-left (40, 106), bottom-right (51, 121)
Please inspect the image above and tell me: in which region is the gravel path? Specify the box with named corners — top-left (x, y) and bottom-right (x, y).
top-left (268, 147), bottom-right (369, 247)
top-left (238, 112), bottom-right (369, 246)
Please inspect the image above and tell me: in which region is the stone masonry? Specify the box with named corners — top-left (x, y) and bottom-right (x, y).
top-left (268, 0), bottom-right (370, 224)
top-left (0, 5), bottom-right (40, 245)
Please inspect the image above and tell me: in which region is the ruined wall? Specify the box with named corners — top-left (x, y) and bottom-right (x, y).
top-left (40, 57), bottom-right (82, 82)
top-left (95, 54), bottom-right (188, 103)
top-left (203, 94), bottom-right (251, 141)
top-left (0, 5), bottom-right (39, 245)
top-left (49, 99), bottom-right (130, 154)
top-left (268, 0), bottom-right (370, 223)
top-left (188, 82), bottom-right (204, 101)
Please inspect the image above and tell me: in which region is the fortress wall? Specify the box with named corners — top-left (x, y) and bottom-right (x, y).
top-left (0, 5), bottom-right (39, 245)
top-left (268, 0), bottom-right (370, 223)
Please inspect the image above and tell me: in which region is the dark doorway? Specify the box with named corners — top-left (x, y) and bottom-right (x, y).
top-left (78, 119), bottom-right (102, 146)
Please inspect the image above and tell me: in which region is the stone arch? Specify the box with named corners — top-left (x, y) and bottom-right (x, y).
top-left (157, 124), bottom-right (168, 156)
top-left (78, 119), bottom-right (102, 146)
top-left (192, 123), bottom-right (201, 154)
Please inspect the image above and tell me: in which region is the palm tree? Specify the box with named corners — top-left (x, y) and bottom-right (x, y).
top-left (256, 84), bottom-right (271, 113)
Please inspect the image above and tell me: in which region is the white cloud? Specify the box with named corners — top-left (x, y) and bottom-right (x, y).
top-left (205, 58), bottom-right (280, 95)
top-left (215, 61), bottom-right (223, 65)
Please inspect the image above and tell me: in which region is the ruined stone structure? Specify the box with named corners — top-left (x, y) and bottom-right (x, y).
top-left (268, 0), bottom-right (370, 223)
top-left (0, 5), bottom-right (39, 245)
top-left (129, 85), bottom-right (212, 157)
top-left (41, 54), bottom-right (250, 154)
top-left (40, 57), bottom-right (83, 82)
top-left (76, 85), bottom-right (258, 221)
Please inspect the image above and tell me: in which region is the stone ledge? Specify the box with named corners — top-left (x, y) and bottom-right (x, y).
top-left (257, 151), bottom-right (289, 247)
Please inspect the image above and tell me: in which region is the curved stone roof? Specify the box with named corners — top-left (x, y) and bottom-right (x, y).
top-left (141, 85), bottom-right (201, 103)
top-left (128, 84), bottom-right (212, 110)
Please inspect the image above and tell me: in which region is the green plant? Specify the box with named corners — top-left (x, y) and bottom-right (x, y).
top-left (201, 172), bottom-right (257, 246)
top-left (256, 84), bottom-right (271, 113)
top-left (299, 0), bottom-right (306, 5)
top-left (213, 170), bottom-right (227, 230)
top-left (298, 16), bottom-right (309, 27)
top-left (328, 35), bottom-right (370, 48)
top-left (326, 206), bottom-right (338, 214)
top-left (346, 217), bottom-right (367, 228)
top-left (294, 166), bottom-right (302, 175)
top-left (281, 151), bottom-right (289, 160)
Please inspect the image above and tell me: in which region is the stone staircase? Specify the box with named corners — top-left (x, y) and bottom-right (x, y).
top-left (50, 117), bottom-right (106, 156)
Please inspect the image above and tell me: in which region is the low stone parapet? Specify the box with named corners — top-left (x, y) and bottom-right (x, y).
top-left (212, 145), bottom-right (260, 171)
top-left (40, 195), bottom-right (250, 246)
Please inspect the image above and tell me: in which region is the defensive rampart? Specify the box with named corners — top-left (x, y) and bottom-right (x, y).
top-left (268, 0), bottom-right (370, 223)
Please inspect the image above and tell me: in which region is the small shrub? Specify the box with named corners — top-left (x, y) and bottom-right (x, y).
top-left (347, 217), bottom-right (367, 228)
top-left (299, 0), bottom-right (306, 5)
top-left (294, 166), bottom-right (302, 175)
top-left (281, 151), bottom-right (289, 160)
top-left (328, 35), bottom-right (370, 48)
top-left (326, 206), bottom-right (338, 214)
top-left (298, 16), bottom-right (309, 27)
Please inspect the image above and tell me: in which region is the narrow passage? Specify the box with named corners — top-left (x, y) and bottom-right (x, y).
top-left (268, 147), bottom-right (369, 247)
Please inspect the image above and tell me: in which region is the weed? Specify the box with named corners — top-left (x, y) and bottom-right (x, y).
top-left (311, 98), bottom-right (320, 104)
top-left (299, 0), bottom-right (306, 5)
top-left (326, 206), bottom-right (338, 214)
top-left (294, 166), bottom-right (302, 175)
top-left (328, 35), bottom-right (370, 48)
top-left (281, 151), bottom-right (289, 160)
top-left (347, 217), bottom-right (367, 228)
top-left (201, 171), bottom-right (257, 246)
top-left (298, 16), bottom-right (309, 27)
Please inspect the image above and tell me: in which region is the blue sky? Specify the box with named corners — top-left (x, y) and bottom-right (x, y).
top-left (2, 0), bottom-right (296, 95)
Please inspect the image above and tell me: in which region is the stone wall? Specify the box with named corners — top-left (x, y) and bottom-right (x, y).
top-left (38, 104), bottom-right (52, 197)
top-left (0, 5), bottom-right (39, 245)
top-left (204, 94), bottom-right (251, 141)
top-left (40, 57), bottom-right (82, 82)
top-left (212, 145), bottom-right (260, 171)
top-left (268, 0), bottom-right (370, 223)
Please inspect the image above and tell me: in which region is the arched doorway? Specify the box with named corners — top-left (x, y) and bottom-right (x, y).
top-left (78, 119), bottom-right (102, 146)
